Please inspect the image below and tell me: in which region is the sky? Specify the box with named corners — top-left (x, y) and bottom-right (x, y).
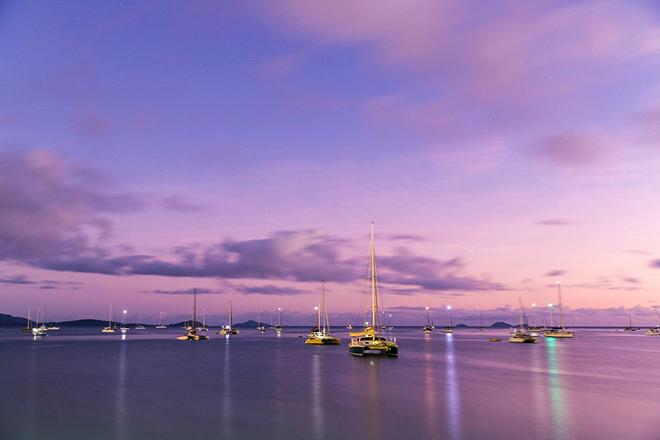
top-left (1, 0), bottom-right (660, 326)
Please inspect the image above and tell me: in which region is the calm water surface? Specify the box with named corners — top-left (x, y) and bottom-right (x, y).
top-left (1, 328), bottom-right (659, 439)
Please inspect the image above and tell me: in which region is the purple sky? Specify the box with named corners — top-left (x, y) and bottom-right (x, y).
top-left (2, 1), bottom-right (660, 325)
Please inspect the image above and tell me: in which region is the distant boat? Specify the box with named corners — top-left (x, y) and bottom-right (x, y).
top-left (274, 307), bottom-right (283, 333)
top-left (120, 310), bottom-right (129, 334)
top-left (46, 323), bottom-right (60, 331)
top-left (623, 313), bottom-right (638, 332)
top-left (155, 312), bottom-right (168, 329)
top-left (346, 321), bottom-right (353, 330)
top-left (348, 222), bottom-right (398, 357)
top-left (31, 305), bottom-right (48, 337)
top-left (646, 307), bottom-right (660, 336)
top-left (256, 314), bottom-right (266, 333)
top-left (23, 307), bottom-right (32, 334)
top-left (219, 301), bottom-right (239, 336)
top-left (443, 305), bottom-right (453, 333)
top-left (509, 298), bottom-right (538, 343)
top-left (543, 281), bottom-right (574, 338)
top-left (422, 307), bottom-right (433, 333)
top-left (135, 314), bottom-right (146, 330)
top-left (177, 289), bottom-right (208, 341)
top-left (305, 282), bottom-right (340, 345)
top-left (102, 304), bottom-right (116, 333)
top-left (197, 308), bottom-right (208, 332)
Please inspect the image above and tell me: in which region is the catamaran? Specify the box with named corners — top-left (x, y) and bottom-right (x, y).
top-left (646, 307), bottom-right (660, 336)
top-left (306, 282), bottom-right (340, 345)
top-left (443, 305), bottom-right (453, 333)
top-left (155, 312), bottom-right (168, 329)
top-left (509, 298), bottom-right (538, 343)
top-left (544, 281), bottom-right (574, 338)
top-left (31, 306), bottom-right (48, 337)
top-left (102, 304), bottom-right (116, 333)
top-left (274, 307), bottom-right (283, 332)
top-left (177, 289), bottom-right (208, 341)
top-left (348, 222), bottom-right (398, 357)
top-left (423, 307), bottom-right (433, 333)
top-left (219, 301), bottom-right (239, 336)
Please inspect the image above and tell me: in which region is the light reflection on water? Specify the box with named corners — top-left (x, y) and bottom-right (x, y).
top-left (116, 339), bottom-right (127, 440)
top-left (311, 352), bottom-right (323, 440)
top-left (545, 338), bottom-right (567, 440)
top-left (445, 333), bottom-right (461, 440)
top-left (223, 337), bottom-right (233, 439)
top-left (2, 328), bottom-right (660, 439)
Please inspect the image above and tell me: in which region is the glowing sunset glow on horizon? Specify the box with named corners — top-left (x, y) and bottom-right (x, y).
top-left (1, 1), bottom-right (660, 326)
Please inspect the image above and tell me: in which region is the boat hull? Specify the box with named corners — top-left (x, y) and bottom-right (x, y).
top-left (305, 337), bottom-right (341, 345)
top-left (544, 331), bottom-right (575, 338)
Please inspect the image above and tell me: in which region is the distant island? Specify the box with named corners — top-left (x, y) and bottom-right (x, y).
top-left (0, 313), bottom-right (270, 329)
top-left (490, 321), bottom-right (513, 328)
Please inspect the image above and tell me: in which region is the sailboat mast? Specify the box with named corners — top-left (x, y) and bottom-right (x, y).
top-left (109, 304), bottom-right (113, 328)
top-left (557, 281), bottom-right (564, 329)
top-left (193, 289), bottom-right (197, 328)
top-left (229, 301), bottom-right (233, 328)
top-left (370, 222), bottom-right (378, 331)
top-left (321, 281), bottom-right (327, 332)
top-left (27, 307), bottom-right (31, 330)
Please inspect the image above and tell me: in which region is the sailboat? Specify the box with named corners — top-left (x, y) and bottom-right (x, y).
top-left (346, 321), bottom-right (353, 330)
top-left (102, 304), bottom-right (116, 333)
top-left (177, 289), bottom-right (208, 341)
top-left (623, 312), bottom-right (638, 331)
top-left (646, 307), bottom-right (660, 336)
top-left (544, 281), bottom-right (574, 338)
top-left (155, 312), bottom-right (168, 329)
top-left (274, 307), bottom-right (283, 332)
top-left (423, 307), bottom-right (433, 333)
top-left (256, 314), bottom-right (266, 333)
top-left (219, 301), bottom-right (239, 336)
top-left (509, 298), bottom-right (538, 343)
top-left (135, 314), bottom-right (146, 330)
top-left (306, 282), bottom-right (341, 345)
top-left (348, 222), bottom-right (398, 357)
top-left (198, 308), bottom-right (209, 332)
top-left (443, 305), bottom-right (453, 333)
top-left (31, 306), bottom-right (48, 337)
top-left (23, 307), bottom-right (32, 334)
top-left (120, 310), bottom-right (129, 334)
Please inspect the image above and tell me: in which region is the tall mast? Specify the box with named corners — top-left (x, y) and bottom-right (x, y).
top-left (278, 308), bottom-right (282, 327)
top-left (321, 281), bottom-right (328, 332)
top-left (26, 307), bottom-right (31, 330)
top-left (109, 304), bottom-right (113, 328)
top-left (425, 307), bottom-right (430, 326)
top-left (557, 281), bottom-right (564, 330)
top-left (229, 301), bottom-right (233, 328)
top-left (518, 297), bottom-right (525, 331)
top-left (447, 306), bottom-right (453, 328)
top-left (370, 222), bottom-right (378, 333)
top-left (193, 289), bottom-right (197, 328)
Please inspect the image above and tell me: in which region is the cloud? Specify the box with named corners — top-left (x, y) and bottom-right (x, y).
top-left (535, 218), bottom-right (575, 226)
top-left (378, 247), bottom-right (507, 292)
top-left (545, 270), bottom-right (566, 277)
top-left (0, 150), bottom-right (145, 268)
top-left (159, 195), bottom-right (208, 212)
top-left (530, 133), bottom-right (602, 167)
top-left (145, 288), bottom-right (221, 295)
top-left (234, 284), bottom-right (311, 296)
top-left (383, 233), bottom-right (425, 243)
top-left (0, 274), bottom-right (36, 285)
top-left (650, 259), bottom-right (660, 269)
